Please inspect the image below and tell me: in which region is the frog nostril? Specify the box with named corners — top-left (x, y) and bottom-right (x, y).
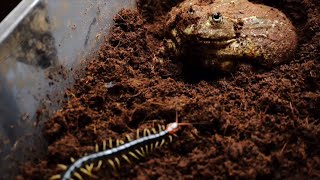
top-left (233, 19), bottom-right (244, 32)
top-left (212, 12), bottom-right (223, 23)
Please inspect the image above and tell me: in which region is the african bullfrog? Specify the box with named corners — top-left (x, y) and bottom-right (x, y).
top-left (165, 0), bottom-right (298, 71)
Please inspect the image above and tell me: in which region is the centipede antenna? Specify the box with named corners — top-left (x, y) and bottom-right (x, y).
top-left (103, 140), bottom-right (107, 150)
top-left (178, 122), bottom-right (193, 126)
top-left (114, 157), bottom-right (121, 168)
top-left (122, 154), bottom-right (131, 164)
top-left (175, 111), bottom-right (179, 123)
top-left (109, 138), bottom-right (113, 148)
top-left (49, 174), bottom-right (61, 180)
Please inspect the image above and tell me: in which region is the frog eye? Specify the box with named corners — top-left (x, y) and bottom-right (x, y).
top-left (187, 7), bottom-right (194, 14)
top-left (212, 12), bottom-right (223, 22)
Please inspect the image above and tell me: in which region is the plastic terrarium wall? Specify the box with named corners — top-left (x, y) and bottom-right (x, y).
top-left (0, 0), bottom-right (135, 178)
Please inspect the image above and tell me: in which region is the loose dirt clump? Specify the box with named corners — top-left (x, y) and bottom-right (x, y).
top-left (19, 0), bottom-right (320, 179)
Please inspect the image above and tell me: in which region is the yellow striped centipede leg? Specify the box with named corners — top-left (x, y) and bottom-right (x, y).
top-left (136, 129), bottom-right (140, 138)
top-left (150, 142), bottom-right (154, 152)
top-left (49, 174), bottom-right (61, 180)
top-left (140, 147), bottom-right (146, 156)
top-left (162, 125), bottom-right (166, 131)
top-left (149, 128), bottom-right (158, 152)
top-left (108, 159), bottom-right (117, 171)
top-left (145, 144), bottom-right (149, 155)
top-left (122, 154), bottom-right (131, 164)
top-left (151, 128), bottom-right (157, 134)
top-left (144, 129), bottom-right (151, 154)
top-left (109, 138), bottom-right (113, 148)
top-left (116, 139), bottom-right (120, 147)
top-left (80, 167), bottom-right (93, 177)
top-left (143, 128), bottom-right (149, 137)
top-left (154, 141), bottom-right (160, 149)
top-left (134, 149), bottom-right (144, 157)
top-left (119, 140), bottom-right (125, 145)
top-left (73, 172), bottom-right (83, 180)
top-left (128, 151), bottom-right (140, 160)
top-left (158, 124), bottom-right (163, 132)
top-left (57, 164), bottom-right (68, 170)
top-left (95, 144), bottom-right (99, 152)
top-left (169, 135), bottom-right (173, 143)
top-left (95, 160), bottom-right (103, 171)
top-left (159, 139), bottom-right (166, 147)
top-left (103, 140), bottom-right (107, 150)
top-left (114, 157), bottom-right (121, 168)
top-left (126, 134), bottom-right (132, 142)
top-left (84, 164), bottom-right (94, 176)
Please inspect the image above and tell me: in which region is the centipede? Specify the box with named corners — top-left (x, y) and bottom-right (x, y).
top-left (50, 113), bottom-right (192, 180)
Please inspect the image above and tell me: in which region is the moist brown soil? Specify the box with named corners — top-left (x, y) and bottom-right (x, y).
top-left (19, 0), bottom-right (320, 179)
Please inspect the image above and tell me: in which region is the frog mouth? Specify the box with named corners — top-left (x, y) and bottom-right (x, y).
top-left (196, 37), bottom-right (236, 47)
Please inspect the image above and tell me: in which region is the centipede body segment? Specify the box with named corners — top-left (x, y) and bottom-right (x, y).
top-left (50, 120), bottom-right (187, 180)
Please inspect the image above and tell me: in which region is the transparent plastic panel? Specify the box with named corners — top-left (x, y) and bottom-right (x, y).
top-left (0, 0), bottom-right (136, 178)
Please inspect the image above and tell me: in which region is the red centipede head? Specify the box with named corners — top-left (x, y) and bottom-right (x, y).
top-left (166, 122), bottom-right (180, 135)
top-left (166, 111), bottom-right (192, 135)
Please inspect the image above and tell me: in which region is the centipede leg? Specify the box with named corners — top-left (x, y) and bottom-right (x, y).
top-left (57, 164), bottom-right (68, 170)
top-left (122, 154), bottom-right (131, 164)
top-left (94, 160), bottom-right (103, 171)
top-left (108, 159), bottom-right (119, 177)
top-left (73, 172), bottom-right (83, 180)
top-left (49, 174), bottom-right (61, 180)
top-left (109, 138), bottom-right (113, 148)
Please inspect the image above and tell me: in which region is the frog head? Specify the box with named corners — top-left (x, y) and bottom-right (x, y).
top-left (167, 0), bottom-right (244, 46)
top-left (181, 10), bottom-right (237, 45)
top-left (166, 0), bottom-right (297, 71)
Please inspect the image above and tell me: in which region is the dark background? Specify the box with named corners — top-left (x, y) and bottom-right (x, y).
top-left (0, 0), bottom-right (22, 22)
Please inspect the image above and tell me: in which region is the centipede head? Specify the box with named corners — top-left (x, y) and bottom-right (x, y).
top-left (166, 111), bottom-right (192, 135)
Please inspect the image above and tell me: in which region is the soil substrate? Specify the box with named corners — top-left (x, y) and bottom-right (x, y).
top-left (20, 0), bottom-right (320, 179)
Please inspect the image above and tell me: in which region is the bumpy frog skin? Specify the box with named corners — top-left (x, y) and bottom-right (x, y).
top-left (166, 0), bottom-right (298, 71)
